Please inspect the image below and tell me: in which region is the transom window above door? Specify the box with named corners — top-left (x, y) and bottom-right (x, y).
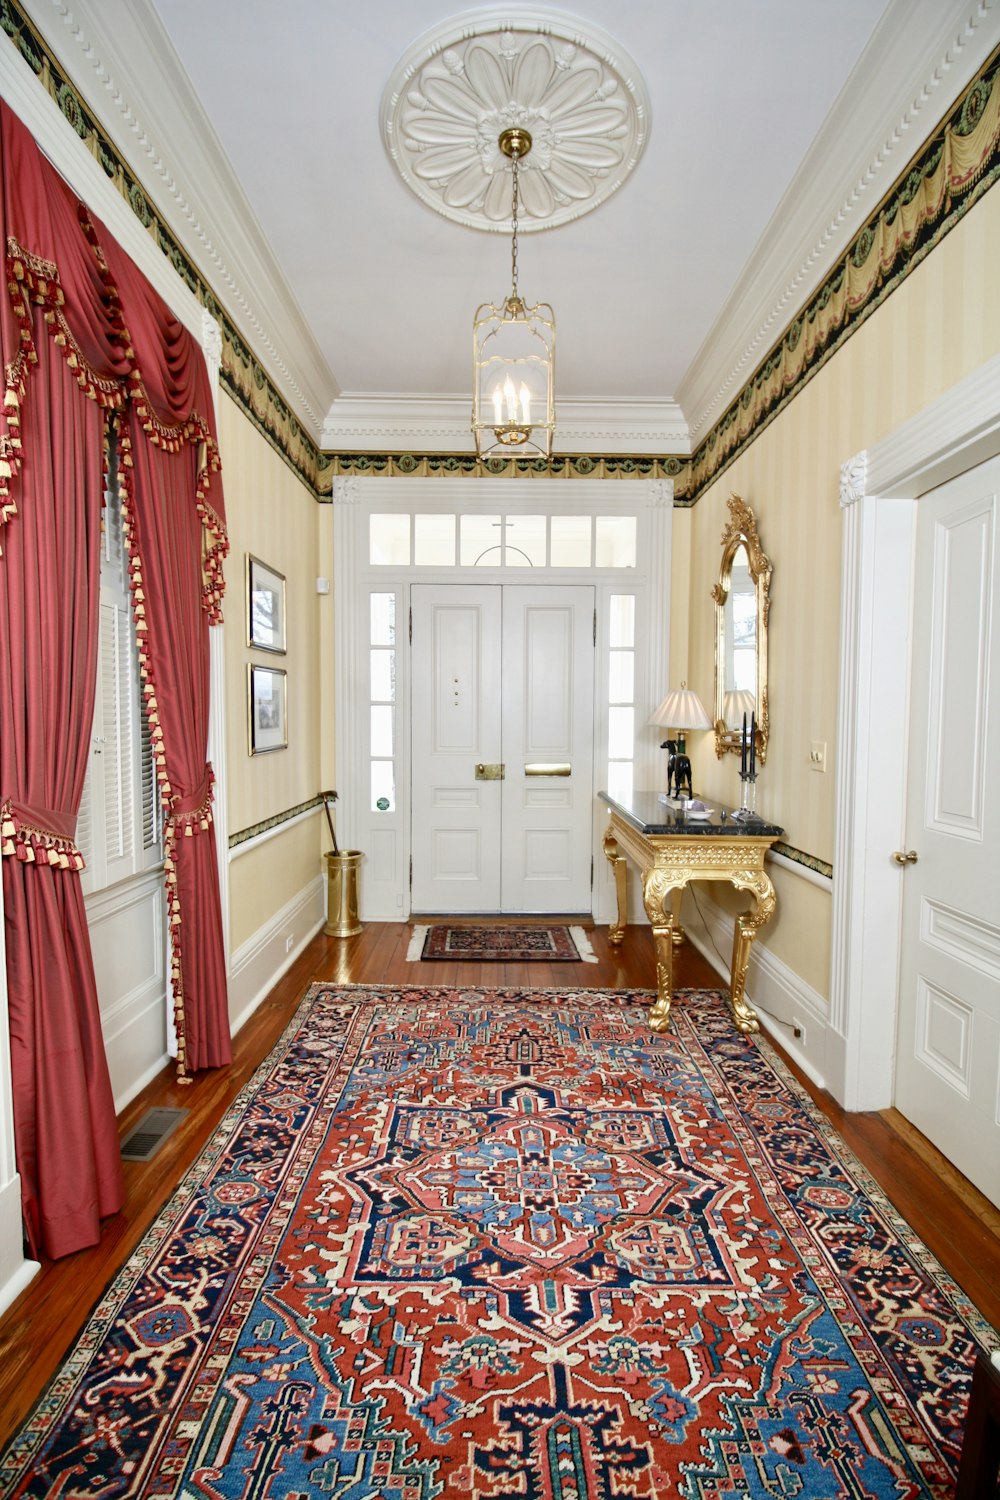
top-left (369, 512), bottom-right (637, 569)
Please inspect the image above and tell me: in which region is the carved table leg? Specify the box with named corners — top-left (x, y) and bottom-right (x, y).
top-left (670, 887), bottom-right (686, 947)
top-left (602, 829), bottom-right (628, 945)
top-left (727, 869), bottom-right (777, 1034)
top-left (641, 869), bottom-right (681, 1031)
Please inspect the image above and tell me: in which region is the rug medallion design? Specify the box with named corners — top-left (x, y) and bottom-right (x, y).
top-left (1, 985), bottom-right (994, 1498)
top-left (414, 923), bottom-right (595, 962)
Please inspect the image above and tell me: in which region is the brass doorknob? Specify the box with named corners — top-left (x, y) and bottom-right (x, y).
top-left (892, 849), bottom-right (918, 865)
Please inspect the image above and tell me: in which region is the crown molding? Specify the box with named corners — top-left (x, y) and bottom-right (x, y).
top-left (321, 394), bottom-right (689, 455)
top-left (678, 0), bottom-right (1000, 448)
top-left (0, 25), bottom-right (202, 339)
top-left (18, 0), bottom-right (339, 442)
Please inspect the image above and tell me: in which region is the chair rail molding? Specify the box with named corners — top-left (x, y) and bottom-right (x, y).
top-left (830, 353), bottom-right (1000, 1110)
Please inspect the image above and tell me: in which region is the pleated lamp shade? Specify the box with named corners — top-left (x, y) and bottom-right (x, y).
top-left (649, 683), bottom-right (712, 731)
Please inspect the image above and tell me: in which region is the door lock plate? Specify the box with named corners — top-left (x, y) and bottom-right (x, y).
top-left (475, 763), bottom-right (505, 780)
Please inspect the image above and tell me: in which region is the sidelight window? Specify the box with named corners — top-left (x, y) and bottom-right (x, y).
top-left (607, 594), bottom-right (636, 804)
top-left (369, 592), bottom-right (397, 812)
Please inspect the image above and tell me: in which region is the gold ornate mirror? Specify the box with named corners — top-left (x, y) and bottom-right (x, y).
top-left (712, 494), bottom-right (771, 763)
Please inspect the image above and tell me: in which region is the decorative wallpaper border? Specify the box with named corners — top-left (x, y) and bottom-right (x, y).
top-left (229, 796), bottom-right (325, 852)
top-left (685, 45), bottom-right (1000, 503)
top-left (322, 452), bottom-right (686, 488)
top-left (1, 0), bottom-right (326, 498)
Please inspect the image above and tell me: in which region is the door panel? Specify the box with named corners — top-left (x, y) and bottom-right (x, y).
top-left (500, 586), bottom-right (595, 911)
top-left (410, 587), bottom-right (502, 911)
top-left (411, 583), bottom-right (595, 914)
top-left (895, 459), bottom-right (1000, 1206)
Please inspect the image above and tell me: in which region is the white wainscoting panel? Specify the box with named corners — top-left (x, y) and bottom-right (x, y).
top-left (228, 875), bottom-right (326, 1037)
top-left (86, 870), bottom-right (167, 1112)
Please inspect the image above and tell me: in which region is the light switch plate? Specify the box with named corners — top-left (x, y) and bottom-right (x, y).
top-left (809, 741), bottom-right (827, 772)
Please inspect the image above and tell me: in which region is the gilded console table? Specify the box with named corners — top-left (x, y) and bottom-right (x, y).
top-left (599, 791), bottom-right (783, 1035)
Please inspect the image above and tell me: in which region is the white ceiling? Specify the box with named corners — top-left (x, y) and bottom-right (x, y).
top-left (21, 0), bottom-right (1000, 451)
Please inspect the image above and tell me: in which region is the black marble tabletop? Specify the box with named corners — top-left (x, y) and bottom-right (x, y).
top-left (599, 790), bottom-right (784, 839)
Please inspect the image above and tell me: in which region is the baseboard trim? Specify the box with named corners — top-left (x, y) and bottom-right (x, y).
top-left (0, 1176), bottom-right (38, 1318)
top-left (228, 875), bottom-right (325, 1036)
top-left (683, 889), bottom-right (830, 1095)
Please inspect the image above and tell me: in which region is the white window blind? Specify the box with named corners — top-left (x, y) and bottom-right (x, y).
top-left (80, 439), bottom-right (161, 894)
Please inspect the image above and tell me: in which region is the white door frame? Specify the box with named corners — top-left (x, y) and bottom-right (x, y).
top-left (831, 354), bottom-right (1000, 1110)
top-left (331, 476), bottom-right (674, 922)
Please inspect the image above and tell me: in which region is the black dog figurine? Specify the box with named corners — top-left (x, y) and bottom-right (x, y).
top-left (662, 738), bottom-right (693, 799)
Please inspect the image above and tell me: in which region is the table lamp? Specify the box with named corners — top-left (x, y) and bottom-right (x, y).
top-left (649, 683), bottom-right (712, 798)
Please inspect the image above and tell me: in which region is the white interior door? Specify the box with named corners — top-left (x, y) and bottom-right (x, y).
top-left (411, 583), bottom-right (595, 914)
top-left (895, 457), bottom-right (1000, 1206)
top-left (500, 585), bottom-right (595, 911)
top-left (410, 586), bottom-right (503, 912)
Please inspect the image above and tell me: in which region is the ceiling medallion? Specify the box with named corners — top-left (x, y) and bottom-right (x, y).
top-left (381, 6), bottom-right (651, 233)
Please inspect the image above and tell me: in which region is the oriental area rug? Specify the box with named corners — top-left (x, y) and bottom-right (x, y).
top-left (410, 923), bottom-right (597, 962)
top-left (2, 985), bottom-right (996, 1500)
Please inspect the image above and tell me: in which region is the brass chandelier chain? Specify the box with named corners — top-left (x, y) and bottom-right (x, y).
top-left (498, 125), bottom-right (532, 311)
top-left (510, 149), bottom-right (520, 305)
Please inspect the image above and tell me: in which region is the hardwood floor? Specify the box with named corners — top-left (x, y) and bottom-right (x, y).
top-left (1, 920), bottom-right (998, 1446)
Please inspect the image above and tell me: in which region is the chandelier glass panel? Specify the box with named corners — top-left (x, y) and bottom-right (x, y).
top-left (472, 128), bottom-right (555, 459)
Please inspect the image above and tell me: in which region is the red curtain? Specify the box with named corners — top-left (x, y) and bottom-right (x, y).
top-left (1, 102), bottom-right (229, 1257)
top-left (122, 424), bottom-right (231, 1073)
top-left (0, 329), bottom-right (125, 1260)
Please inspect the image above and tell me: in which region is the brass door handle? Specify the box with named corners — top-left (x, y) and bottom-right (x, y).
top-left (892, 849), bottom-right (918, 865)
top-left (475, 763), bottom-right (505, 780)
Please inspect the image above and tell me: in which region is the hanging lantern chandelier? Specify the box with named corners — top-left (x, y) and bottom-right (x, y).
top-left (472, 128), bottom-right (555, 459)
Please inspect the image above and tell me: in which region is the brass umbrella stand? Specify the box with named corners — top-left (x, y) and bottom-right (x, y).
top-left (321, 790), bottom-right (363, 938)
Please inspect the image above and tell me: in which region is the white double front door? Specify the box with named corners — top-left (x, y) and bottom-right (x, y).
top-left (411, 583), bottom-right (595, 913)
top-left (895, 456), bottom-right (1000, 1205)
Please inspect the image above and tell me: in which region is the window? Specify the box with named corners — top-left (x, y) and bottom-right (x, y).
top-left (369, 592), bottom-right (397, 812)
top-left (607, 594), bottom-right (636, 804)
top-left (78, 442), bottom-right (161, 894)
top-left (369, 511), bottom-right (637, 569)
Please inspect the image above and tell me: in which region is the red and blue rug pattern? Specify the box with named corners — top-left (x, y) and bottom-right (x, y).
top-left (418, 923), bottom-right (587, 961)
top-left (2, 985), bottom-right (995, 1498)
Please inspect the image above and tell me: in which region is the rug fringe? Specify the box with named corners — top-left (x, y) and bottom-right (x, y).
top-left (570, 925), bottom-right (598, 963)
top-left (406, 926), bottom-right (428, 962)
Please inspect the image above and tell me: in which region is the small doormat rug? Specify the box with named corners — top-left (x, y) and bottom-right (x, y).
top-left (410, 922), bottom-right (597, 962)
top-left (2, 986), bottom-right (995, 1499)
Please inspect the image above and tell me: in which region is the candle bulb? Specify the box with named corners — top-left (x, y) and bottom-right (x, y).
top-left (492, 387), bottom-right (503, 425)
top-left (749, 712), bottom-right (756, 778)
top-left (741, 713), bottom-right (747, 779)
top-left (519, 382), bottom-right (530, 425)
top-left (504, 376), bottom-right (517, 421)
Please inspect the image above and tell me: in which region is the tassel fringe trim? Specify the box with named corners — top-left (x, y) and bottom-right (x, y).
top-left (0, 800), bottom-right (85, 870)
top-left (2, 231), bottom-right (228, 618)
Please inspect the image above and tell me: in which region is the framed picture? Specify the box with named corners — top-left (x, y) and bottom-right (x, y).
top-left (248, 664), bottom-right (287, 754)
top-left (246, 554), bottom-right (286, 653)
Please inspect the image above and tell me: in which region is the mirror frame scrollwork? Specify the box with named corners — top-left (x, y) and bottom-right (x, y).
top-left (712, 493), bottom-right (771, 763)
